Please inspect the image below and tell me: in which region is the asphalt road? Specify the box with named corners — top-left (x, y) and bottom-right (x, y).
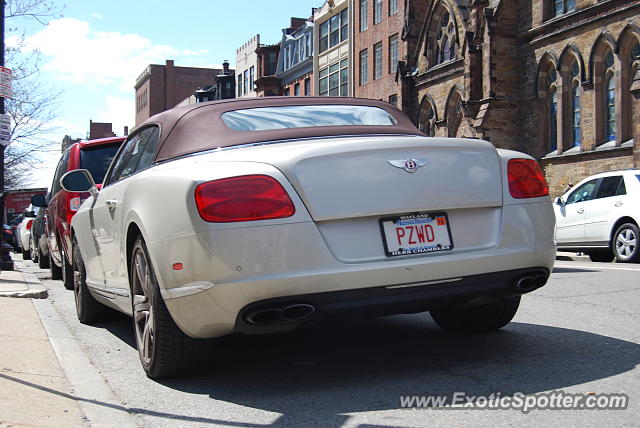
top-left (18, 258), bottom-right (640, 428)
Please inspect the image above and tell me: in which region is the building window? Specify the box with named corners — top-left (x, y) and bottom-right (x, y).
top-left (320, 9), bottom-right (349, 54)
top-left (389, 34), bottom-right (399, 74)
top-left (550, 0), bottom-right (576, 18)
top-left (304, 77), bottom-right (311, 95)
top-left (389, 94), bottom-right (397, 106)
top-left (284, 87), bottom-right (290, 96)
top-left (294, 83), bottom-right (300, 96)
top-left (360, 0), bottom-right (368, 32)
top-left (389, 0), bottom-right (398, 16)
top-left (374, 41), bottom-right (383, 79)
top-left (249, 66), bottom-right (255, 92)
top-left (433, 10), bottom-right (456, 66)
top-left (243, 70), bottom-right (248, 95)
top-left (570, 62), bottom-right (581, 147)
top-left (319, 59), bottom-right (348, 96)
top-left (374, 0), bottom-right (382, 24)
top-left (237, 74), bottom-right (243, 97)
top-left (360, 49), bottom-right (368, 85)
top-left (604, 50), bottom-right (616, 142)
top-left (340, 10), bottom-right (349, 42)
top-left (548, 70), bottom-right (558, 152)
top-left (320, 21), bottom-right (329, 52)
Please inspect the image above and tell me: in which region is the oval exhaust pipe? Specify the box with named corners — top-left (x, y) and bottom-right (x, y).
top-left (281, 303), bottom-right (315, 321)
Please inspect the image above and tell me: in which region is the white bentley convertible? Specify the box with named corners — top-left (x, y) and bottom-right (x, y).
top-left (60, 97), bottom-right (556, 378)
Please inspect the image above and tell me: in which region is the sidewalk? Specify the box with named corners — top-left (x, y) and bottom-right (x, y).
top-left (0, 287), bottom-right (85, 426)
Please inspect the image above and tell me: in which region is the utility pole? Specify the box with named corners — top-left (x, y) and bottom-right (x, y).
top-left (0, 0), bottom-right (14, 271)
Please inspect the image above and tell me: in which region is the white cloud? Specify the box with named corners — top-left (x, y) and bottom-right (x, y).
top-left (19, 17), bottom-right (206, 92)
top-left (91, 13), bottom-right (103, 19)
top-left (96, 95), bottom-right (133, 135)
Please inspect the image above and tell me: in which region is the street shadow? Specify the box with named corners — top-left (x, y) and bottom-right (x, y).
top-left (109, 315), bottom-right (639, 428)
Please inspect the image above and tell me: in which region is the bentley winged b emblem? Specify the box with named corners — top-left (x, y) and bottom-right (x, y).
top-left (387, 158), bottom-right (427, 173)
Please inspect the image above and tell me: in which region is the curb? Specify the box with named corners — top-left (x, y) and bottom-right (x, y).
top-left (556, 252), bottom-right (592, 262)
top-left (0, 265), bottom-right (49, 299)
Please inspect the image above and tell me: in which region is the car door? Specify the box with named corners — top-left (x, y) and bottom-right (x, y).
top-left (555, 178), bottom-right (599, 245)
top-left (583, 175), bottom-right (627, 243)
top-left (46, 150), bottom-right (70, 265)
top-left (89, 126), bottom-right (160, 296)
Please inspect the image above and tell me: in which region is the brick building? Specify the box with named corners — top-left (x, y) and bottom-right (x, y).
top-left (254, 44), bottom-right (282, 96)
top-left (134, 60), bottom-right (223, 125)
top-left (88, 120), bottom-right (116, 140)
top-left (352, 0), bottom-right (407, 108)
top-left (403, 0), bottom-right (640, 196)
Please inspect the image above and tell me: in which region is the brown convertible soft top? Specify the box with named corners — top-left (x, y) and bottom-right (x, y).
top-left (140, 97), bottom-right (424, 163)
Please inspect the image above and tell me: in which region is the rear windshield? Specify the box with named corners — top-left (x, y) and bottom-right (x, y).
top-left (80, 143), bottom-right (121, 184)
top-left (221, 105), bottom-right (397, 131)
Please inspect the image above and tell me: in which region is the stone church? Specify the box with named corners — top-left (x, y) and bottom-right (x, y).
top-left (400, 0), bottom-right (640, 195)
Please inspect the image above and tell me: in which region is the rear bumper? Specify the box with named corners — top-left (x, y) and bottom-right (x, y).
top-left (156, 201), bottom-right (556, 338)
top-left (234, 267), bottom-right (550, 335)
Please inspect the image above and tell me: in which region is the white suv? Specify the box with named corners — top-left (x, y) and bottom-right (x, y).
top-left (554, 169), bottom-right (640, 262)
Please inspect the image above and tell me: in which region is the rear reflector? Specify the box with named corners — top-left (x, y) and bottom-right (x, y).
top-left (508, 159), bottom-right (549, 199)
top-left (26, 220), bottom-right (33, 231)
top-left (195, 175), bottom-right (295, 223)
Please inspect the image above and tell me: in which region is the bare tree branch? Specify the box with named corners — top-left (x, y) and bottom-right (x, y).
top-left (4, 0), bottom-right (64, 189)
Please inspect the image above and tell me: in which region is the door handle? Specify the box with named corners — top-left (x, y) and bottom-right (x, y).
top-left (577, 208), bottom-right (584, 214)
top-left (105, 200), bottom-right (118, 210)
top-left (614, 201), bottom-right (623, 207)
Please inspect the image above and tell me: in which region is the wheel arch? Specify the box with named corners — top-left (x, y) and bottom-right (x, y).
top-left (126, 222), bottom-right (143, 287)
top-left (610, 216), bottom-right (638, 242)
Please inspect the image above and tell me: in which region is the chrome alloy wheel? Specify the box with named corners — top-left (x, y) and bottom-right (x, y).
top-left (615, 227), bottom-right (637, 260)
top-left (132, 248), bottom-right (154, 365)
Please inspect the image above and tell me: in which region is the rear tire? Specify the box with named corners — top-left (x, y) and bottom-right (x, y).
top-left (72, 238), bottom-right (106, 324)
top-left (130, 236), bottom-right (201, 379)
top-left (49, 251), bottom-right (62, 280)
top-left (61, 246), bottom-right (74, 290)
top-left (38, 248), bottom-right (50, 269)
top-left (430, 297), bottom-right (521, 334)
top-left (612, 223), bottom-right (640, 263)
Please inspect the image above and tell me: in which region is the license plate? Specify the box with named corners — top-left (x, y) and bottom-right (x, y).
top-left (380, 212), bottom-right (453, 257)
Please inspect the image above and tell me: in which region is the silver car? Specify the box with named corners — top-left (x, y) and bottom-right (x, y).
top-left (60, 97), bottom-right (556, 378)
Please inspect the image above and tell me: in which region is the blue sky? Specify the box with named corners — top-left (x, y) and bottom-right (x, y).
top-left (10, 0), bottom-right (320, 188)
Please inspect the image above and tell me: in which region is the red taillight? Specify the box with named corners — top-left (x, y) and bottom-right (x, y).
top-left (26, 220), bottom-right (33, 230)
top-left (195, 175), bottom-right (296, 223)
top-left (508, 159), bottom-right (549, 199)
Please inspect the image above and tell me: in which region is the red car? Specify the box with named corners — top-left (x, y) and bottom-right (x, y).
top-left (45, 136), bottom-right (125, 289)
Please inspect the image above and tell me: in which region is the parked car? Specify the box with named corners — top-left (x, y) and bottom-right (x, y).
top-left (554, 169), bottom-right (640, 262)
top-left (29, 196), bottom-right (50, 268)
top-left (44, 136), bottom-right (125, 288)
top-left (15, 206), bottom-right (38, 260)
top-left (60, 97), bottom-right (555, 379)
top-left (8, 216), bottom-right (22, 252)
top-left (3, 224), bottom-right (15, 249)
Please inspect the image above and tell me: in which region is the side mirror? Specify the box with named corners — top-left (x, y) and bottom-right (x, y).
top-left (61, 169), bottom-right (99, 199)
top-left (31, 194), bottom-right (47, 208)
top-left (555, 197), bottom-right (565, 206)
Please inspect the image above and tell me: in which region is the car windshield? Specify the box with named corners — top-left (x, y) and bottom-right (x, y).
top-left (80, 143), bottom-right (121, 184)
top-left (221, 105), bottom-right (397, 131)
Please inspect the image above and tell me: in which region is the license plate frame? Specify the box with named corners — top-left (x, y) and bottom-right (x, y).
top-left (379, 212), bottom-right (453, 257)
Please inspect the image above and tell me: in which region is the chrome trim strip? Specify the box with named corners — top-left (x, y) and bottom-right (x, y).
top-left (161, 281), bottom-right (215, 300)
top-left (88, 283), bottom-right (130, 298)
top-left (385, 277), bottom-right (463, 290)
